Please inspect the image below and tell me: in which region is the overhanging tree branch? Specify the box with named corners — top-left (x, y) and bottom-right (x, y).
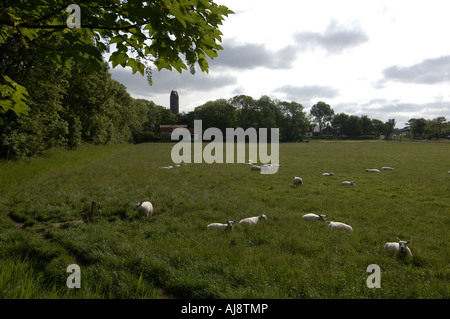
top-left (0, 20), bottom-right (148, 31)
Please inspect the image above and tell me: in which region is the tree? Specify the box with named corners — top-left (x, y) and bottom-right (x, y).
top-left (278, 101), bottom-right (309, 141)
top-left (384, 119), bottom-right (396, 139)
top-left (0, 0), bottom-right (233, 121)
top-left (0, 35), bottom-right (71, 158)
top-left (230, 95), bottom-right (258, 129)
top-left (372, 119), bottom-right (386, 137)
top-left (194, 99), bottom-right (236, 132)
top-left (310, 101), bottom-right (334, 135)
top-left (405, 118), bottom-right (427, 139)
top-left (256, 96), bottom-right (281, 131)
top-left (347, 115), bottom-right (362, 137)
top-left (424, 117), bottom-right (447, 140)
top-left (360, 115), bottom-right (374, 136)
top-left (331, 113), bottom-right (350, 136)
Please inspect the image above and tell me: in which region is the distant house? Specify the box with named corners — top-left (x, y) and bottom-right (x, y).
top-left (160, 125), bottom-right (197, 141)
top-left (306, 124), bottom-right (320, 137)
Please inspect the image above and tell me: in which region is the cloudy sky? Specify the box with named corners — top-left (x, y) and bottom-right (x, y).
top-left (109, 0), bottom-right (450, 128)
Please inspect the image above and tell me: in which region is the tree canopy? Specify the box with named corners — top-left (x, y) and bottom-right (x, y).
top-left (310, 101), bottom-right (334, 135)
top-left (0, 0), bottom-right (233, 120)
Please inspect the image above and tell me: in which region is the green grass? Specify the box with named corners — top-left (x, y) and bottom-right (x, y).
top-left (0, 141), bottom-right (449, 298)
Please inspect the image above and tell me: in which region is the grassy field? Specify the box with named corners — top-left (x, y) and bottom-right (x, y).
top-left (0, 141), bottom-right (449, 299)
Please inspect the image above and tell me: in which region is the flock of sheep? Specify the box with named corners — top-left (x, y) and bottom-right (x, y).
top-left (147, 161), bottom-right (418, 257)
top-left (205, 165), bottom-right (412, 256)
top-left (293, 165), bottom-right (412, 256)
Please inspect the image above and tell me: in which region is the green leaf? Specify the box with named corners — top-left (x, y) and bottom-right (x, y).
top-left (170, 1), bottom-right (187, 28)
top-left (128, 58), bottom-right (146, 76)
top-left (197, 54), bottom-right (209, 73)
top-left (19, 28), bottom-right (38, 41)
top-left (0, 76), bottom-right (30, 117)
top-left (109, 51), bottom-right (128, 68)
top-left (109, 35), bottom-right (125, 44)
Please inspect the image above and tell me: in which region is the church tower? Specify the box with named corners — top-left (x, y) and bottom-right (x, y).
top-left (170, 90), bottom-right (179, 115)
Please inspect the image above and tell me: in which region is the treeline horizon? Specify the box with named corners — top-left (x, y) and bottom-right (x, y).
top-left (1, 41), bottom-right (449, 159)
top-left (1, 2), bottom-right (449, 160)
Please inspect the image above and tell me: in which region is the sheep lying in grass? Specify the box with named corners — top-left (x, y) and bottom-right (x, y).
top-left (293, 176), bottom-right (303, 186)
top-left (239, 213), bottom-right (267, 225)
top-left (341, 181), bottom-right (355, 186)
top-left (328, 221), bottom-right (353, 232)
top-left (207, 220), bottom-right (236, 230)
top-left (366, 169), bottom-right (380, 173)
top-left (134, 201), bottom-right (153, 217)
top-left (302, 213), bottom-right (328, 221)
top-left (385, 238), bottom-right (412, 256)
top-left (322, 172), bottom-right (334, 176)
top-left (382, 167), bottom-right (394, 170)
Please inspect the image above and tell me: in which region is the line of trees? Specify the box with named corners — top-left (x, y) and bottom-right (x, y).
top-left (0, 0), bottom-right (232, 159)
top-left (0, 33), bottom-right (179, 159)
top-left (179, 95), bottom-right (310, 142)
top-left (404, 117), bottom-right (449, 140)
top-left (308, 101), bottom-right (397, 138)
top-left (2, 37), bottom-right (448, 159)
top-left (2, 2), bottom-right (448, 160)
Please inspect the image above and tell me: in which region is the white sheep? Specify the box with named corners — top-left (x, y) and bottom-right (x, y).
top-left (293, 176), bottom-right (303, 186)
top-left (382, 167), bottom-right (394, 170)
top-left (239, 213), bottom-right (267, 225)
top-left (322, 172), bottom-right (335, 176)
top-left (384, 238), bottom-right (412, 256)
top-left (302, 213), bottom-right (328, 221)
top-left (328, 221), bottom-right (353, 232)
top-left (134, 201), bottom-right (153, 217)
top-left (207, 220), bottom-right (236, 230)
top-left (366, 169), bottom-right (380, 173)
top-left (341, 181), bottom-right (355, 186)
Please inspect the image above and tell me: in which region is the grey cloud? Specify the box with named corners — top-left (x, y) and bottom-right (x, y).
top-left (382, 55), bottom-right (450, 84)
top-left (293, 20), bottom-right (369, 54)
top-left (274, 84), bottom-right (340, 102)
top-left (110, 65), bottom-right (237, 96)
top-left (338, 101), bottom-right (450, 116)
top-left (381, 101), bottom-right (450, 115)
top-left (210, 41), bottom-right (298, 70)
